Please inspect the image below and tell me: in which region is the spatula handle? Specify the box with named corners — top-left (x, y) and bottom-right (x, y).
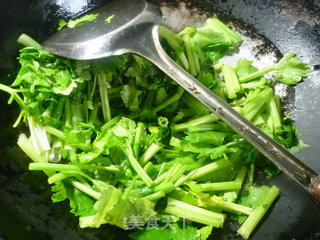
top-left (312, 177), bottom-right (320, 205)
top-left (140, 25), bottom-right (320, 203)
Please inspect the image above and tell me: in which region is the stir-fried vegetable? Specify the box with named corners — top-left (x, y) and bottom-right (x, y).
top-left (0, 16), bottom-right (311, 239)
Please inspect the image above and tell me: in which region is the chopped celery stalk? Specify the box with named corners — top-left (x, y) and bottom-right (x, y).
top-left (71, 181), bottom-right (101, 200)
top-left (154, 172), bottom-right (168, 185)
top-left (239, 66), bottom-right (275, 83)
top-left (190, 158), bottom-right (233, 180)
top-left (139, 143), bottom-right (162, 165)
top-left (44, 126), bottom-right (66, 140)
top-left (205, 18), bottom-right (242, 45)
top-left (0, 84), bottom-right (27, 109)
top-left (154, 182), bottom-right (175, 193)
top-left (133, 122), bottom-right (144, 158)
top-left (207, 196), bottom-right (253, 215)
top-left (199, 181), bottom-right (242, 192)
top-left (29, 162), bottom-right (120, 172)
top-left (171, 113), bottom-right (219, 132)
top-left (184, 36), bottom-right (198, 76)
top-left (269, 96), bottom-right (282, 129)
top-left (97, 72), bottom-right (111, 121)
top-left (143, 191), bottom-right (165, 201)
top-left (187, 123), bottom-right (217, 132)
top-left (17, 33), bottom-right (42, 49)
top-left (159, 26), bottom-right (183, 50)
top-left (241, 88), bottom-right (273, 120)
top-left (165, 197), bottom-right (225, 227)
top-left (223, 64), bottom-right (241, 99)
top-left (237, 186), bottom-right (279, 239)
top-left (122, 141), bottom-right (153, 186)
top-left (249, 162), bottom-right (255, 186)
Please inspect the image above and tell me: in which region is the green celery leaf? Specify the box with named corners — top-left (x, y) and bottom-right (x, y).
top-left (184, 131), bottom-right (228, 147)
top-left (234, 59), bottom-right (258, 80)
top-left (92, 185), bottom-right (156, 229)
top-left (104, 14), bottom-right (115, 23)
top-left (275, 53), bottom-right (311, 85)
top-left (57, 13), bottom-right (99, 30)
top-left (70, 188), bottom-right (97, 217)
top-left (236, 185), bottom-right (271, 223)
top-left (120, 84), bottom-right (143, 111)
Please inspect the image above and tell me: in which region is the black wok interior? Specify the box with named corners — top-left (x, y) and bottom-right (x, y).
top-left (0, 0), bottom-right (320, 239)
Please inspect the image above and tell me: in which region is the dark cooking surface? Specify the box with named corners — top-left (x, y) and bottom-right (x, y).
top-left (0, 0), bottom-right (319, 239)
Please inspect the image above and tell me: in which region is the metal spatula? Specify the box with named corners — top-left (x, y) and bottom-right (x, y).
top-left (42, 0), bottom-right (320, 203)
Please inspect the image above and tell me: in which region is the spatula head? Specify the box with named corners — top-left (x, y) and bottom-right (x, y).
top-left (42, 0), bottom-right (161, 60)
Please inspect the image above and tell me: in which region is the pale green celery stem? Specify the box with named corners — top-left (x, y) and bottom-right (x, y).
top-left (97, 73), bottom-right (111, 121)
top-left (17, 33), bottom-right (42, 49)
top-left (52, 97), bottom-right (65, 120)
top-left (89, 76), bottom-right (97, 101)
top-left (165, 198), bottom-right (225, 227)
top-left (143, 162), bottom-right (153, 173)
top-left (269, 96), bottom-right (282, 128)
top-left (143, 191), bottom-right (165, 201)
top-left (156, 162), bottom-right (166, 178)
top-left (214, 62), bottom-right (224, 72)
top-left (133, 122), bottom-right (144, 158)
top-left (230, 97), bottom-right (246, 107)
top-left (79, 216), bottom-right (103, 228)
top-left (28, 117), bottom-right (50, 152)
top-left (184, 37), bottom-right (197, 76)
top-left (154, 172), bottom-right (168, 185)
top-left (71, 181), bottom-right (101, 200)
top-left (169, 137), bottom-right (182, 149)
top-left (159, 26), bottom-right (183, 50)
top-left (190, 158), bottom-right (233, 180)
top-left (187, 124), bottom-right (217, 132)
top-left (108, 86), bottom-right (122, 95)
top-left (154, 182), bottom-right (174, 193)
top-left (223, 64), bottom-right (241, 99)
top-left (239, 66), bottom-right (275, 83)
top-left (165, 163), bottom-right (186, 183)
top-left (44, 126), bottom-right (66, 140)
top-left (249, 162), bottom-right (255, 187)
top-left (207, 18), bottom-right (242, 44)
top-left (223, 166), bottom-right (247, 202)
top-left (210, 199), bottom-right (253, 215)
top-left (0, 84), bottom-right (27, 109)
top-left (192, 45), bottom-right (200, 74)
top-left (234, 165), bottom-right (247, 195)
top-left (177, 51), bottom-right (189, 71)
top-left (89, 103), bottom-right (99, 124)
top-left (241, 88), bottom-right (273, 120)
top-left (241, 77), bottom-right (266, 89)
top-left (152, 92), bottom-right (183, 113)
top-left (18, 134), bottom-right (53, 177)
top-left (199, 181), bottom-right (242, 192)
top-left (174, 170), bottom-right (196, 187)
top-left (143, 90), bottom-right (154, 109)
top-left (48, 171), bottom-right (94, 184)
top-left (13, 110), bottom-right (25, 128)
top-left (65, 97), bottom-right (71, 126)
top-left (124, 141), bottom-right (153, 186)
top-left (100, 115), bottom-right (121, 131)
top-left (158, 27), bottom-right (189, 70)
top-left (139, 143), bottom-right (162, 166)
top-left (237, 186), bottom-right (279, 239)
top-left (29, 162), bottom-right (120, 172)
top-left (171, 113), bottom-right (219, 132)
top-left (17, 134), bottom-right (45, 163)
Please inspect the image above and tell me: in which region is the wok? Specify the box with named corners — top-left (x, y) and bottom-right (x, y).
top-left (0, 0), bottom-right (319, 239)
